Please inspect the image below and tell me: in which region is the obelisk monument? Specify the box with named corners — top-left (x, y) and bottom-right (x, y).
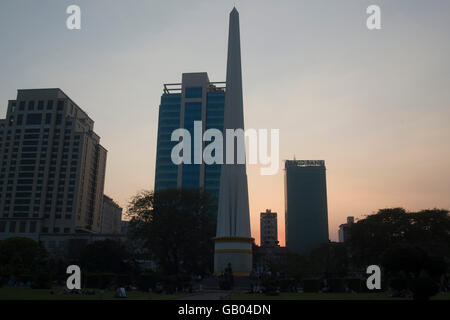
top-left (214, 7), bottom-right (253, 277)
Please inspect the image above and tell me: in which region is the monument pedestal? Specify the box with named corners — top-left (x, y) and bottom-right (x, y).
top-left (213, 236), bottom-right (253, 276)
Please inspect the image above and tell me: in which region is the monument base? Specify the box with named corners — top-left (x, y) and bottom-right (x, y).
top-left (213, 236), bottom-right (253, 276)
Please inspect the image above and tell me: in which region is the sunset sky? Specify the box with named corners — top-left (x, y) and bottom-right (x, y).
top-left (1, 0), bottom-right (449, 244)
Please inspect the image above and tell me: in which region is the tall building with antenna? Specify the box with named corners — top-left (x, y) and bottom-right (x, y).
top-left (285, 160), bottom-right (329, 255)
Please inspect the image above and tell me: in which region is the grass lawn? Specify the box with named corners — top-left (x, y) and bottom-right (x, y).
top-left (2, 287), bottom-right (449, 300)
top-left (231, 292), bottom-right (450, 300)
top-left (0, 286), bottom-right (193, 300)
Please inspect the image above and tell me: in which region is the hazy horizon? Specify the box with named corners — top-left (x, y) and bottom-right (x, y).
top-left (1, 0), bottom-right (449, 245)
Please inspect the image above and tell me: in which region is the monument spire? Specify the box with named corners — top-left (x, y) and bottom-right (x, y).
top-left (214, 7), bottom-right (253, 277)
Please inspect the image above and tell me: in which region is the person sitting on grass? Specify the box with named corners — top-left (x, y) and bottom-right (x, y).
top-left (115, 286), bottom-right (127, 298)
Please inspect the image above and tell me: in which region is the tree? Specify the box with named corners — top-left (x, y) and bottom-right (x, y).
top-left (382, 244), bottom-right (443, 300)
top-left (348, 207), bottom-right (449, 297)
top-left (127, 188), bottom-right (217, 276)
top-left (79, 239), bottom-right (131, 274)
top-left (308, 242), bottom-right (349, 278)
top-left (0, 237), bottom-right (55, 288)
top-left (350, 208), bottom-right (450, 267)
top-left (0, 237), bottom-right (44, 277)
top-left (382, 244), bottom-right (428, 276)
top-left (382, 243), bottom-right (447, 293)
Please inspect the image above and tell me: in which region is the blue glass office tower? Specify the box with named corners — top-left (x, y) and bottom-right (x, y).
top-left (154, 73), bottom-right (225, 204)
top-left (285, 160), bottom-right (329, 255)
top-left (154, 92), bottom-right (181, 190)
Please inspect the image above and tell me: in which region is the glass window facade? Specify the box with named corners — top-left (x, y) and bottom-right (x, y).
top-left (154, 93), bottom-right (181, 191)
top-left (204, 92), bottom-right (225, 200)
top-left (185, 87), bottom-right (202, 99)
top-left (154, 83), bottom-right (225, 220)
top-left (181, 102), bottom-right (202, 189)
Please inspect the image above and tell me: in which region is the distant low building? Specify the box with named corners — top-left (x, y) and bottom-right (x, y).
top-left (101, 195), bottom-right (122, 234)
top-left (253, 245), bottom-right (288, 275)
top-left (260, 209), bottom-right (279, 248)
top-left (338, 216), bottom-right (354, 243)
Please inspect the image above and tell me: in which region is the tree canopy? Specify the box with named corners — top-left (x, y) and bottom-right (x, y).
top-left (126, 188), bottom-right (217, 276)
top-left (350, 208), bottom-right (450, 267)
top-left (0, 237), bottom-right (44, 277)
top-left (79, 239), bottom-right (132, 274)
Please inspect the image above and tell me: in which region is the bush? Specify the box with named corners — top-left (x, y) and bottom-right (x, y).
top-left (262, 277), bottom-right (279, 296)
top-left (16, 274), bottom-right (33, 284)
top-left (302, 279), bottom-right (320, 293)
top-left (160, 275), bottom-right (191, 294)
top-left (389, 277), bottom-right (408, 291)
top-left (0, 276), bottom-right (6, 288)
top-left (163, 275), bottom-right (177, 294)
top-left (345, 278), bottom-right (364, 293)
top-left (328, 278), bottom-right (345, 292)
top-left (278, 278), bottom-right (297, 292)
top-left (411, 275), bottom-right (439, 300)
top-left (137, 272), bottom-right (160, 291)
top-left (32, 272), bottom-right (52, 289)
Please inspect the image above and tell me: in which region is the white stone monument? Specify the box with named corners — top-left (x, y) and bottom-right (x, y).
top-left (214, 7), bottom-right (253, 277)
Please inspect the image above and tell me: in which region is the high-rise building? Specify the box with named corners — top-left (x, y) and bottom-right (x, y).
top-left (285, 160), bottom-right (329, 255)
top-left (338, 216), bottom-right (354, 243)
top-left (154, 72), bottom-right (225, 201)
top-left (260, 209), bottom-right (278, 247)
top-left (0, 88), bottom-right (107, 245)
top-left (101, 195), bottom-right (123, 234)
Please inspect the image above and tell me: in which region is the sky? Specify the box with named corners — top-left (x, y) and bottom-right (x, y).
top-left (1, 0), bottom-right (449, 244)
